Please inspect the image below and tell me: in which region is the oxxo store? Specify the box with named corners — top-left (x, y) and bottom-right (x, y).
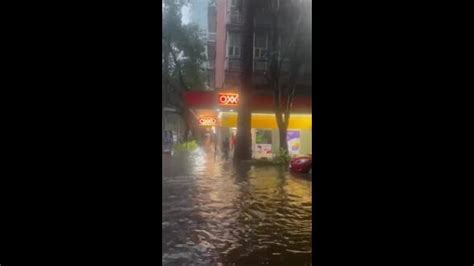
top-left (185, 91), bottom-right (312, 158)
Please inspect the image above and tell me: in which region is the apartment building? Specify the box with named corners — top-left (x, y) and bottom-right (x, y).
top-left (187, 0), bottom-right (216, 91)
top-left (207, 0), bottom-right (217, 89)
top-left (185, 0), bottom-right (313, 158)
top-left (211, 0), bottom-right (312, 96)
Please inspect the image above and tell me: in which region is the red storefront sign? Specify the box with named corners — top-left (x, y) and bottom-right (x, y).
top-left (184, 91), bottom-right (311, 113)
top-left (198, 117), bottom-right (217, 126)
top-left (218, 93), bottom-right (239, 106)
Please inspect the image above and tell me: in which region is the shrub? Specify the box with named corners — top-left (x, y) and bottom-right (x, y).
top-left (273, 148), bottom-right (291, 165)
top-left (174, 140), bottom-right (198, 151)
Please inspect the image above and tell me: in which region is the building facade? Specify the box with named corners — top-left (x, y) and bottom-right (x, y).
top-left (177, 0), bottom-right (312, 157)
top-left (211, 0), bottom-right (312, 95)
top-left (186, 0), bottom-right (313, 157)
top-left (185, 91), bottom-right (312, 158)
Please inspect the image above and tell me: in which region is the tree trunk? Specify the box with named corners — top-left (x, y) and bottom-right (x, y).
top-left (163, 39), bottom-right (169, 154)
top-left (183, 124), bottom-right (189, 143)
top-left (234, 94), bottom-right (252, 160)
top-left (183, 110), bottom-right (191, 143)
top-left (274, 84), bottom-right (287, 153)
top-left (234, 0), bottom-right (255, 160)
top-left (268, 0), bottom-right (305, 154)
top-left (279, 126), bottom-right (288, 152)
top-left (266, 3), bottom-right (289, 154)
top-left (162, 110), bottom-right (165, 153)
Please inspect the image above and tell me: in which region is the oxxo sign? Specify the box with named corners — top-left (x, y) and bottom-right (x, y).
top-left (218, 93), bottom-right (239, 106)
top-left (199, 117), bottom-right (216, 126)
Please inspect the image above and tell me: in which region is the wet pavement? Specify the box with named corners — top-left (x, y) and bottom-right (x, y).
top-left (162, 147), bottom-right (312, 265)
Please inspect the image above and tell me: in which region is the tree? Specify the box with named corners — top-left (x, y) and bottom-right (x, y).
top-left (234, 0), bottom-right (256, 160)
top-left (265, 0), bottom-right (311, 152)
top-left (163, 0), bottom-right (207, 142)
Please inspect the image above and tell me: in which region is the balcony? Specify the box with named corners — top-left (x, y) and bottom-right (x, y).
top-left (208, 59), bottom-right (215, 69)
top-left (253, 59), bottom-right (291, 73)
top-left (226, 11), bottom-right (243, 26)
top-left (208, 32), bottom-right (216, 42)
top-left (303, 62), bottom-right (312, 74)
top-left (253, 59), bottom-right (268, 72)
top-left (225, 58), bottom-right (241, 71)
top-left (226, 58), bottom-right (268, 72)
top-left (230, 12), bottom-right (243, 25)
top-left (281, 60), bottom-right (290, 72)
top-left (225, 58), bottom-right (292, 74)
top-left (254, 14), bottom-right (272, 28)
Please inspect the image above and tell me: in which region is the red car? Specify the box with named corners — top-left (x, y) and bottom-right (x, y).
top-left (289, 155), bottom-right (312, 173)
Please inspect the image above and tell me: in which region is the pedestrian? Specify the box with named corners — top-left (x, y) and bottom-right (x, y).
top-left (231, 134), bottom-right (236, 150)
top-left (166, 131), bottom-right (172, 150)
top-left (222, 138), bottom-right (230, 160)
top-left (163, 131), bottom-right (171, 152)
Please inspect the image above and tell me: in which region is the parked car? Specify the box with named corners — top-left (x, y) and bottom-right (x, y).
top-left (289, 155), bottom-right (312, 173)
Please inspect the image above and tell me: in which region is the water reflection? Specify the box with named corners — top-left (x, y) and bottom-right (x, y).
top-left (163, 147), bottom-right (312, 265)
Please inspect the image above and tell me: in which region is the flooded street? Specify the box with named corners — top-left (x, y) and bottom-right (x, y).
top-left (162, 147), bottom-right (312, 265)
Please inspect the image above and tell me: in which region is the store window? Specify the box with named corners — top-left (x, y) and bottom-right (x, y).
top-left (255, 129), bottom-right (273, 159)
top-left (287, 130), bottom-right (301, 156)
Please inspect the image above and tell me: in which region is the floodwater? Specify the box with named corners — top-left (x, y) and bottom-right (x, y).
top-left (162, 147), bottom-right (312, 265)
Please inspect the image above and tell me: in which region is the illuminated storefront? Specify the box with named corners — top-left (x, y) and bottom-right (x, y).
top-left (185, 91), bottom-right (312, 158)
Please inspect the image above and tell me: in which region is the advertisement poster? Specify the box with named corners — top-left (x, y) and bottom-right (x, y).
top-left (287, 130), bottom-right (301, 155)
top-left (256, 130), bottom-right (272, 144)
top-left (255, 130), bottom-right (272, 158)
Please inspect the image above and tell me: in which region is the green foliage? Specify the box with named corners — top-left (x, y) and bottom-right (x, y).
top-left (247, 149), bottom-right (291, 167)
top-left (174, 140), bottom-right (198, 151)
top-left (163, 0), bottom-right (207, 92)
top-left (248, 158), bottom-right (280, 166)
top-left (256, 130), bottom-right (272, 144)
top-left (273, 148), bottom-right (292, 165)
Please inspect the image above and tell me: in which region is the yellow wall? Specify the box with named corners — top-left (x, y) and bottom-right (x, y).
top-left (220, 112), bottom-right (311, 129)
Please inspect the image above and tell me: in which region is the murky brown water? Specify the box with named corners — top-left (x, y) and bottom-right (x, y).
top-left (162, 147), bottom-right (312, 265)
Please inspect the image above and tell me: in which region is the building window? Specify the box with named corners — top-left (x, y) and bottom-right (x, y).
top-left (230, 0), bottom-right (241, 11)
top-left (254, 33), bottom-right (268, 60)
top-left (208, 6), bottom-right (217, 33)
top-left (277, 35), bottom-right (282, 60)
top-left (228, 33), bottom-right (241, 58)
top-left (208, 44), bottom-right (216, 60)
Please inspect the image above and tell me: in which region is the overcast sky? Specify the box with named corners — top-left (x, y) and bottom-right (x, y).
top-left (181, 5), bottom-right (190, 25)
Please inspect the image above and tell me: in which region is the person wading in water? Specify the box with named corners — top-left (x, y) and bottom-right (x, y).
top-left (222, 138), bottom-right (230, 160)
